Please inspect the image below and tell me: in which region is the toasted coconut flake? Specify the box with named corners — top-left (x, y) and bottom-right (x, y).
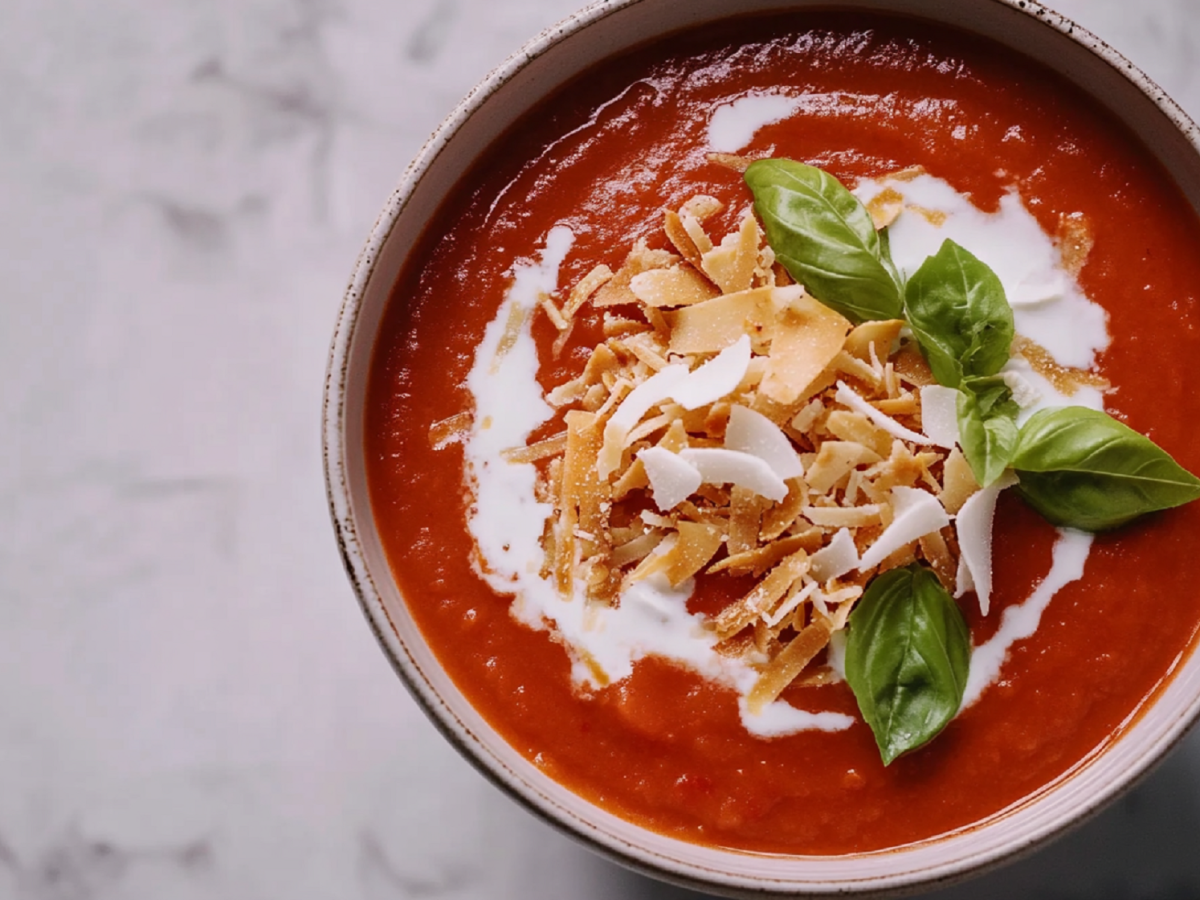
top-left (593, 240), bottom-right (679, 308)
top-left (834, 350), bottom-right (883, 386)
top-left (709, 532), bottom-right (817, 577)
top-left (714, 550), bottom-right (810, 640)
top-left (877, 540), bottom-right (919, 574)
top-left (631, 265), bottom-right (721, 308)
top-left (824, 410), bottom-right (892, 459)
top-left (681, 448), bottom-right (789, 502)
top-left (657, 419), bottom-right (690, 453)
top-left (835, 381), bottom-right (933, 445)
top-left (681, 214), bottom-right (714, 257)
top-left (619, 332), bottom-right (670, 372)
top-left (857, 486), bottom-right (950, 572)
top-left (760, 478), bottom-right (808, 542)
top-left (790, 398), bottom-right (826, 436)
top-left (664, 210), bottom-right (706, 271)
top-left (872, 393), bottom-right (919, 416)
top-left (920, 529), bottom-right (956, 591)
top-left (746, 619), bottom-right (833, 713)
top-left (502, 432), bottom-right (568, 464)
top-left (761, 294), bottom-right (852, 405)
top-left (866, 441), bottom-right (935, 495)
top-left (823, 586), bottom-right (864, 631)
top-left (701, 212), bottom-right (760, 294)
top-left (666, 286), bottom-right (780, 354)
top-left (955, 472), bottom-right (1018, 614)
top-left (582, 343), bottom-right (621, 383)
top-left (809, 527), bottom-right (860, 582)
top-left (806, 441), bottom-right (882, 494)
top-left (558, 411), bottom-right (605, 596)
top-left (627, 411), bottom-right (676, 446)
top-left (610, 530), bottom-right (664, 568)
top-left (704, 402), bottom-right (732, 439)
top-left (765, 580), bottom-right (818, 627)
top-left (644, 521), bottom-right (724, 587)
top-left (593, 377), bottom-right (634, 422)
top-left (640, 446), bottom-right (702, 511)
top-left (428, 412), bottom-right (473, 450)
top-left (581, 382), bottom-right (609, 412)
top-left (551, 319), bottom-right (575, 359)
top-left (564, 264), bottom-right (614, 318)
top-left (728, 486), bottom-right (765, 555)
top-left (547, 377), bottom-right (588, 408)
top-left (725, 404), bottom-right (804, 480)
top-left (941, 447), bottom-right (980, 515)
top-left (867, 187), bottom-right (905, 230)
top-left (612, 458), bottom-right (649, 501)
top-left (803, 504), bottom-right (882, 529)
top-left (597, 365), bottom-right (690, 478)
top-left (602, 314), bottom-right (649, 337)
top-left (919, 385), bottom-right (961, 449)
top-left (672, 335), bottom-right (752, 410)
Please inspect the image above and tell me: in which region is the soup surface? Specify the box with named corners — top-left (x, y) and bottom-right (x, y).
top-left (365, 12), bottom-right (1200, 854)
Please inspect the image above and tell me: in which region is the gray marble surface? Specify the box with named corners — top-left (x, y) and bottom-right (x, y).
top-left (3, 1), bottom-right (1200, 897)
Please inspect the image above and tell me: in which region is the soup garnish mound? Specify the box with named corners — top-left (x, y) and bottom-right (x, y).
top-left (367, 13), bottom-right (1200, 854)
top-left (455, 153), bottom-right (1200, 766)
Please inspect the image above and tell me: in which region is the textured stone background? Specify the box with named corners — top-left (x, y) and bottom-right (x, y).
top-left (2, 1), bottom-right (1199, 897)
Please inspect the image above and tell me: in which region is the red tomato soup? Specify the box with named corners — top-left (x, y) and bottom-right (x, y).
top-left (365, 13), bottom-right (1200, 854)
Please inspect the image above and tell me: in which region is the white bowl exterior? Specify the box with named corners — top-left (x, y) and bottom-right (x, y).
top-left (324, 0), bottom-right (1200, 895)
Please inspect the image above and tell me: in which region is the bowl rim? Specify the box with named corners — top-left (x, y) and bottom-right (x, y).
top-left (323, 0), bottom-right (1200, 895)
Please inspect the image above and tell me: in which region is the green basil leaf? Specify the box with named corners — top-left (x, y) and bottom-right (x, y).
top-left (845, 564), bottom-right (970, 766)
top-left (744, 159), bottom-right (903, 323)
top-left (957, 376), bottom-right (1020, 487)
top-left (903, 239), bottom-right (1014, 388)
top-left (1011, 406), bottom-right (1200, 531)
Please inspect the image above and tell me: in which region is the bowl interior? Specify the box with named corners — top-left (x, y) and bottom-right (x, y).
top-left (325, 0), bottom-right (1200, 894)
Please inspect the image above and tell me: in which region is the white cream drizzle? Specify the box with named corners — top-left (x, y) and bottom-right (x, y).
top-left (960, 529), bottom-right (1094, 709)
top-left (708, 93), bottom-right (801, 153)
top-left (854, 172), bottom-right (1108, 704)
top-left (853, 172), bottom-right (1110, 375)
top-left (462, 163), bottom-right (1111, 739)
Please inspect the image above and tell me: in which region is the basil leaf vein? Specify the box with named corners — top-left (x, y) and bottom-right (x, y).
top-left (1011, 407), bottom-right (1200, 531)
top-left (845, 564), bottom-right (970, 765)
top-left (904, 239), bottom-right (1014, 388)
top-left (743, 159), bottom-right (903, 323)
top-left (957, 375), bottom-right (1020, 487)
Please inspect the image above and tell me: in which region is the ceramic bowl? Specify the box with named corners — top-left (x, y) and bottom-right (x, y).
top-left (324, 0), bottom-right (1200, 895)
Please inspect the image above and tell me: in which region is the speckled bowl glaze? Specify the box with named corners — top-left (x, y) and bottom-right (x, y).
top-left (324, 1), bottom-right (1200, 895)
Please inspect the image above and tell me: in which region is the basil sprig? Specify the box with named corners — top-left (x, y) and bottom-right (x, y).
top-left (1012, 407), bottom-right (1200, 531)
top-left (740, 158), bottom-right (1200, 764)
top-left (957, 376), bottom-right (1020, 487)
top-left (904, 239), bottom-right (1014, 388)
top-left (845, 564), bottom-right (970, 765)
top-left (744, 159), bottom-right (903, 323)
